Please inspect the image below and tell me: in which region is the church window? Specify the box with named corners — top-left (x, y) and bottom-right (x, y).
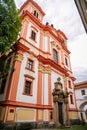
top-left (53, 49), bottom-right (58, 63)
top-left (85, 109), bottom-right (87, 119)
top-left (24, 80), bottom-right (32, 95)
top-left (34, 10), bottom-right (38, 18)
top-left (50, 111), bottom-right (53, 120)
top-left (10, 109), bottom-right (14, 113)
top-left (81, 90), bottom-right (85, 95)
top-left (68, 80), bottom-right (72, 88)
top-left (65, 57), bottom-right (68, 66)
top-left (31, 30), bottom-right (36, 41)
top-left (27, 59), bottom-right (33, 70)
top-left (23, 75), bottom-right (34, 96)
top-left (70, 95), bottom-right (74, 104)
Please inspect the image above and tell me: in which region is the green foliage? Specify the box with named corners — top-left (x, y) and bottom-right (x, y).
top-left (0, 61), bottom-right (7, 77)
top-left (0, 59), bottom-right (10, 78)
top-left (0, 0), bottom-right (21, 54)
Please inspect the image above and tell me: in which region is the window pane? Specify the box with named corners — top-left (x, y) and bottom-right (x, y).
top-left (53, 49), bottom-right (58, 63)
top-left (31, 31), bottom-right (36, 41)
top-left (34, 10), bottom-right (36, 16)
top-left (25, 81), bottom-right (31, 94)
top-left (68, 80), bottom-right (71, 88)
top-left (50, 111), bottom-right (53, 120)
top-left (28, 60), bottom-right (33, 70)
top-left (65, 58), bottom-right (68, 66)
top-left (81, 90), bottom-right (85, 95)
top-left (34, 10), bottom-right (38, 18)
top-left (36, 12), bottom-right (38, 18)
top-left (70, 95), bottom-right (73, 104)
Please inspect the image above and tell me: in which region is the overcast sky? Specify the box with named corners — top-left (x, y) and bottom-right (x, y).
top-left (14, 0), bottom-right (87, 83)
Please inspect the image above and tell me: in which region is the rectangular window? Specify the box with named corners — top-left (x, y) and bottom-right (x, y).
top-left (31, 30), bottom-right (36, 41)
top-left (68, 80), bottom-right (71, 88)
top-left (10, 109), bottom-right (14, 113)
top-left (65, 57), bottom-right (68, 66)
top-left (50, 111), bottom-right (53, 120)
top-left (34, 10), bottom-right (36, 16)
top-left (53, 49), bottom-right (58, 63)
top-left (24, 80), bottom-right (32, 95)
top-left (34, 10), bottom-right (38, 18)
top-left (70, 95), bottom-right (74, 104)
top-left (27, 59), bottom-right (33, 70)
top-left (81, 90), bottom-right (85, 95)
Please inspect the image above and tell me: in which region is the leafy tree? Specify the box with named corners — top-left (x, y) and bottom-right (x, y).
top-left (0, 0), bottom-right (21, 54)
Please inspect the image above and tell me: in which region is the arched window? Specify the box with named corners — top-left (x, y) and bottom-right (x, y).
top-left (85, 109), bottom-right (87, 119)
top-left (34, 10), bottom-right (38, 18)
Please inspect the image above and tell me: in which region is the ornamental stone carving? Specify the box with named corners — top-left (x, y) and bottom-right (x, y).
top-left (52, 77), bottom-right (69, 127)
top-left (52, 77), bottom-right (69, 104)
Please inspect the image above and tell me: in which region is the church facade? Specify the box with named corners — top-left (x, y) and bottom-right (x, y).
top-left (0, 0), bottom-right (78, 126)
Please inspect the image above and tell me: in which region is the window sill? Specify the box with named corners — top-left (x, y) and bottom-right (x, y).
top-left (22, 93), bottom-right (33, 96)
top-left (69, 87), bottom-right (72, 89)
top-left (71, 103), bottom-right (74, 105)
top-left (29, 37), bottom-right (37, 43)
top-left (25, 67), bottom-right (35, 73)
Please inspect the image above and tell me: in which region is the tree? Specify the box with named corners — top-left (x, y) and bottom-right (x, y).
top-left (0, 0), bottom-right (21, 54)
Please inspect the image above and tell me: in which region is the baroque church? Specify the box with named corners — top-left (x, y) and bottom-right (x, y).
top-left (0, 0), bottom-right (79, 127)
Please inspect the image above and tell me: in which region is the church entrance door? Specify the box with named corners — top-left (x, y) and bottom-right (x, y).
top-left (58, 102), bottom-right (63, 124)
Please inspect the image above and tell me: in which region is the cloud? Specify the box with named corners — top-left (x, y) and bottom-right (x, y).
top-left (34, 0), bottom-right (85, 40)
top-left (73, 67), bottom-right (87, 83)
top-left (68, 34), bottom-right (87, 82)
top-left (68, 34), bottom-right (87, 68)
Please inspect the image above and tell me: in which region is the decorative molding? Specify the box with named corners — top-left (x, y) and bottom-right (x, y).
top-left (38, 65), bottom-right (51, 74)
top-left (24, 74), bottom-right (35, 80)
top-left (23, 18), bottom-right (30, 23)
top-left (52, 78), bottom-right (69, 104)
top-left (51, 41), bottom-right (61, 50)
top-left (14, 54), bottom-right (23, 62)
top-left (0, 100), bottom-right (53, 110)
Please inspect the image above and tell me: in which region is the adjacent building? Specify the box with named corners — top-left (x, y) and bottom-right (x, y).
top-left (74, 0), bottom-right (87, 32)
top-left (0, 0), bottom-right (78, 126)
top-left (75, 81), bottom-right (87, 123)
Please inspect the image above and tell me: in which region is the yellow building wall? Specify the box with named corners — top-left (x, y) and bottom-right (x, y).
top-left (0, 107), bottom-right (5, 121)
top-left (44, 110), bottom-right (48, 121)
top-left (69, 111), bottom-right (78, 119)
top-left (38, 110), bottom-right (43, 120)
top-left (17, 109), bottom-right (35, 121)
top-left (7, 108), bottom-right (15, 121)
top-left (7, 112), bottom-right (15, 121)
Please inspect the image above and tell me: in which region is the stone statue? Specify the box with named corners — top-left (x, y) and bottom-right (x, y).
top-left (52, 77), bottom-right (69, 127)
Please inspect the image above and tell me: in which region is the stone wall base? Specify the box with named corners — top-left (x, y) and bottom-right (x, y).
top-left (0, 121), bottom-right (55, 130)
top-left (70, 119), bottom-right (81, 125)
top-left (1, 120), bottom-right (85, 130)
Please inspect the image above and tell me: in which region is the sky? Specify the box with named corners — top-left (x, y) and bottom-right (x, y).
top-left (14, 0), bottom-right (87, 83)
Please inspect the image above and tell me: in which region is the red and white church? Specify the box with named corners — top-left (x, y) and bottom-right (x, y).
top-left (0, 0), bottom-right (79, 127)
